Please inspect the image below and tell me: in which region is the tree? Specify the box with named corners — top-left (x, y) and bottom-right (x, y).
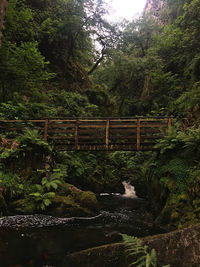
top-left (0, 0), bottom-right (8, 46)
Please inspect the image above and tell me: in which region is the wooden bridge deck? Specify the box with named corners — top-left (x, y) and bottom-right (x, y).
top-left (0, 117), bottom-right (172, 151)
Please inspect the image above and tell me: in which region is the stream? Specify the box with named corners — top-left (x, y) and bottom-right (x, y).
top-left (0, 183), bottom-right (165, 267)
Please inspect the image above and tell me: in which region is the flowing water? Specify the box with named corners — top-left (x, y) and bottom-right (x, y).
top-left (0, 182), bottom-right (165, 267)
top-left (122, 181), bottom-right (137, 198)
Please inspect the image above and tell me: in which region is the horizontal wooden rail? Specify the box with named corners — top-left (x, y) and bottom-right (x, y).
top-left (0, 117), bottom-right (172, 151)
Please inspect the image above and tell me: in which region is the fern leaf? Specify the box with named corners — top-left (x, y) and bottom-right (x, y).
top-left (146, 253), bottom-right (151, 267)
top-left (149, 249), bottom-right (157, 266)
top-left (128, 250), bottom-right (145, 255)
top-left (46, 183), bottom-right (51, 191)
top-left (51, 182), bottom-right (58, 190)
top-left (42, 178), bottom-right (48, 185)
top-left (131, 255), bottom-right (146, 265)
top-left (43, 199), bottom-right (52, 207)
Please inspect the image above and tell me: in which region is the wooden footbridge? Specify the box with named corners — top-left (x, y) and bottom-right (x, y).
top-left (0, 117), bottom-right (172, 151)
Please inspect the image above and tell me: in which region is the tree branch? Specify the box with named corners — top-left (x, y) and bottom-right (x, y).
top-left (88, 46), bottom-right (106, 75)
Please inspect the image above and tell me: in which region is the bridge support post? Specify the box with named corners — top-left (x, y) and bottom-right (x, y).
top-left (168, 117), bottom-right (172, 133)
top-left (106, 119), bottom-right (110, 150)
top-left (137, 119), bottom-right (141, 151)
top-left (75, 120), bottom-right (79, 150)
top-left (44, 119), bottom-right (49, 142)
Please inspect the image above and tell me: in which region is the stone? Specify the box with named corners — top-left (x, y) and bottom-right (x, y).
top-left (63, 223), bottom-right (200, 267)
top-left (144, 0), bottom-right (165, 19)
top-left (48, 183), bottom-right (99, 217)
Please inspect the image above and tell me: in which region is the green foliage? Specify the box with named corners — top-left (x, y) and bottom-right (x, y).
top-left (41, 172), bottom-right (63, 191)
top-left (29, 190), bottom-right (55, 211)
top-left (176, 82), bottom-right (200, 115)
top-left (0, 171), bottom-right (23, 200)
top-left (155, 126), bottom-right (200, 157)
top-left (0, 39), bottom-right (53, 101)
top-left (122, 234), bottom-right (170, 267)
top-left (17, 129), bottom-right (50, 152)
top-left (48, 90), bottom-right (98, 117)
top-left (154, 127), bottom-right (182, 154)
top-left (1, 0), bottom-right (200, 229)
top-left (159, 158), bottom-right (190, 192)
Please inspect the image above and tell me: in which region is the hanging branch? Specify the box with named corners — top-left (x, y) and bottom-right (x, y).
top-left (88, 45), bottom-right (106, 75)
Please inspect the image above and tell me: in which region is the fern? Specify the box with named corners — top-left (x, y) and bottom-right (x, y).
top-left (121, 234), bottom-right (170, 267)
top-left (29, 191), bottom-right (55, 210)
top-left (42, 174), bottom-right (62, 191)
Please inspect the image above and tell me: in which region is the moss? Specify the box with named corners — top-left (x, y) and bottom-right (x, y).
top-left (170, 211), bottom-right (180, 221)
top-left (61, 183), bottom-right (82, 197)
top-left (176, 192), bottom-right (190, 202)
top-left (49, 193), bottom-right (97, 217)
top-left (53, 195), bottom-right (76, 207)
top-left (155, 190), bottom-right (200, 229)
top-left (10, 198), bottom-right (35, 214)
top-left (77, 191), bottom-right (98, 210)
top-left (165, 177), bottom-right (176, 192)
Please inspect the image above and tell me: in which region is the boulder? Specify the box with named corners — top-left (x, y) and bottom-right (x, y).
top-left (63, 223), bottom-right (200, 267)
top-left (48, 183), bottom-right (99, 217)
top-left (9, 183), bottom-right (98, 217)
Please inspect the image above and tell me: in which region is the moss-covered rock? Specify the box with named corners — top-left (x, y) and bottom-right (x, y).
top-left (9, 183), bottom-right (98, 217)
top-left (77, 191), bottom-right (98, 210)
top-left (61, 183), bottom-right (82, 197)
top-left (10, 198), bottom-right (35, 214)
top-left (48, 195), bottom-right (93, 217)
top-left (63, 224), bottom-right (200, 267)
top-left (47, 183), bottom-right (98, 217)
top-left (154, 190), bottom-right (200, 229)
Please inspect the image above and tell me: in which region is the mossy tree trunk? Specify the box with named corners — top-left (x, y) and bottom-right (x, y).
top-left (0, 0), bottom-right (8, 46)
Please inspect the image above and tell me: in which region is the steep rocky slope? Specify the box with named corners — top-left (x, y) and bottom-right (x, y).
top-left (144, 0), bottom-right (165, 18)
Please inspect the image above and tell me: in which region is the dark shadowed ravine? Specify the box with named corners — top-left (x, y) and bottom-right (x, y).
top-left (0, 185), bottom-right (165, 267)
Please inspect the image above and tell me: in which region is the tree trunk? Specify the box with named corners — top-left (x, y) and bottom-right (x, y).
top-left (0, 0), bottom-right (8, 47)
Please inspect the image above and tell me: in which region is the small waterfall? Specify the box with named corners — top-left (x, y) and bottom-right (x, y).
top-left (122, 181), bottom-right (137, 198)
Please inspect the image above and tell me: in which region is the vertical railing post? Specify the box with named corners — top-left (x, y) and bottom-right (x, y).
top-left (137, 118), bottom-right (141, 151)
top-left (44, 119), bottom-right (49, 142)
top-left (75, 120), bottom-right (79, 150)
top-left (106, 119), bottom-right (110, 150)
top-left (168, 117), bottom-right (172, 133)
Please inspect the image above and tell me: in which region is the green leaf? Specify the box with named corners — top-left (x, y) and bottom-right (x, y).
top-left (43, 199), bottom-right (52, 207)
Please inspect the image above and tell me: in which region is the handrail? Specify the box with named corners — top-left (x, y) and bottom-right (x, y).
top-left (0, 117), bottom-right (171, 151)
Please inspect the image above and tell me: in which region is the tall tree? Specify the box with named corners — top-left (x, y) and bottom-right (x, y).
top-left (0, 0), bottom-right (8, 46)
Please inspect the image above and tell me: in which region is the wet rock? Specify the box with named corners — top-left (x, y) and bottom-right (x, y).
top-left (0, 214), bottom-right (103, 229)
top-left (49, 195), bottom-right (95, 217)
top-left (48, 183), bottom-right (98, 217)
top-left (63, 223), bottom-right (200, 267)
top-left (62, 243), bottom-right (127, 267)
top-left (77, 191), bottom-right (98, 210)
top-left (62, 183), bottom-right (82, 196)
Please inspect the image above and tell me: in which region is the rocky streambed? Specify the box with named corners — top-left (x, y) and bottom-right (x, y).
top-left (0, 191), bottom-right (165, 267)
top-left (0, 182), bottom-right (197, 267)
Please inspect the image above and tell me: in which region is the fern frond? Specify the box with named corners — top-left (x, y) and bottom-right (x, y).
top-left (121, 234), bottom-right (170, 267)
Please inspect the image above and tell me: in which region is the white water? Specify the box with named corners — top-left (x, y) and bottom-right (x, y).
top-left (122, 181), bottom-right (137, 198)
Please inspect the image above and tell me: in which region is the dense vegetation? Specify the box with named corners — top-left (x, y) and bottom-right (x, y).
top-left (1, 0), bottom-right (200, 229)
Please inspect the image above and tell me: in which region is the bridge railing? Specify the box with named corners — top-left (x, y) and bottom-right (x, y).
top-left (0, 117), bottom-right (172, 151)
